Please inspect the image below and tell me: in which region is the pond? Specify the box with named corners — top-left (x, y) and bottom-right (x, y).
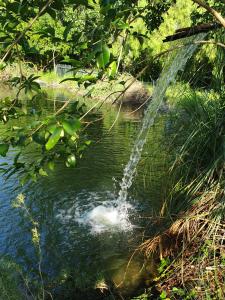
top-left (0, 86), bottom-right (169, 298)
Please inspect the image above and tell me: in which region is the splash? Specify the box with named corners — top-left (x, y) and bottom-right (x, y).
top-left (118, 34), bottom-right (206, 203)
top-left (77, 202), bottom-right (133, 234)
top-left (56, 191), bottom-right (133, 234)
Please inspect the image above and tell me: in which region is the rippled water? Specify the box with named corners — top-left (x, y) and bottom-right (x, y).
top-left (0, 87), bottom-right (168, 292)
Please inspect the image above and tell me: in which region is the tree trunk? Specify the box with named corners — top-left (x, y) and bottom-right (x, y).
top-left (53, 49), bottom-right (57, 73)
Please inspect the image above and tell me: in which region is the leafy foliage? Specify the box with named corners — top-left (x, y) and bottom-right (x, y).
top-left (0, 0), bottom-right (224, 184)
top-left (0, 79), bottom-right (90, 183)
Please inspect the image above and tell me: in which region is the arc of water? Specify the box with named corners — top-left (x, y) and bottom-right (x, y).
top-left (118, 34), bottom-right (206, 203)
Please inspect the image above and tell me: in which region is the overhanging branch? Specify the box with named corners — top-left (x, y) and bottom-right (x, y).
top-left (163, 23), bottom-right (221, 42)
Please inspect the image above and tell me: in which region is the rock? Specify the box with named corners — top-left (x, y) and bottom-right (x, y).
top-left (119, 80), bottom-right (150, 105)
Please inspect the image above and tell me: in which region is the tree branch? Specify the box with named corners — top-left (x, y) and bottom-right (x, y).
top-left (194, 40), bottom-right (225, 49)
top-left (192, 0), bottom-right (225, 28)
top-left (163, 23), bottom-right (221, 42)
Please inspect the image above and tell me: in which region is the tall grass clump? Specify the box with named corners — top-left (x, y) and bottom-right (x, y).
top-left (171, 91), bottom-right (225, 196)
top-left (140, 91), bottom-right (225, 299)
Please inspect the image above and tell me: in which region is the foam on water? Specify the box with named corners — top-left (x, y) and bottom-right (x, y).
top-left (56, 191), bottom-right (134, 234)
top-left (77, 202), bottom-right (133, 234)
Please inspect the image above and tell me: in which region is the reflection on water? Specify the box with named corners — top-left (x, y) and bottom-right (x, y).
top-left (0, 86), bottom-right (169, 293)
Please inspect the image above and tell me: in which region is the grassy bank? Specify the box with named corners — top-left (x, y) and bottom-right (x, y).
top-left (137, 90), bottom-right (225, 300)
top-left (0, 63), bottom-right (151, 105)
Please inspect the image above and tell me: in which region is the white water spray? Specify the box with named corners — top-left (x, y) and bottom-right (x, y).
top-left (78, 202), bottom-right (133, 234)
top-left (56, 191), bottom-right (133, 234)
top-left (118, 34), bottom-right (206, 203)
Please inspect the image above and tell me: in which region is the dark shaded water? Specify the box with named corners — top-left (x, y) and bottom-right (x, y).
top-left (0, 87), bottom-right (169, 295)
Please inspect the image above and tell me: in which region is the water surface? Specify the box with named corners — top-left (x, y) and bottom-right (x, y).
top-left (0, 86), bottom-right (168, 293)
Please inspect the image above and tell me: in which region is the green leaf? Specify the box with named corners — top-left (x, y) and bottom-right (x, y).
top-left (47, 123), bottom-right (58, 134)
top-left (45, 127), bottom-right (63, 151)
top-left (47, 161), bottom-right (55, 171)
top-left (32, 131), bottom-right (46, 145)
top-left (107, 61), bottom-right (117, 77)
top-left (39, 168), bottom-right (48, 176)
top-left (66, 154), bottom-right (76, 167)
top-left (62, 118), bottom-right (81, 136)
top-left (96, 44), bottom-right (110, 69)
top-left (85, 140), bottom-right (91, 146)
top-left (0, 63), bottom-right (6, 70)
top-left (160, 291), bottom-right (167, 299)
top-left (113, 19), bottom-right (130, 30)
top-left (0, 144), bottom-right (9, 157)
